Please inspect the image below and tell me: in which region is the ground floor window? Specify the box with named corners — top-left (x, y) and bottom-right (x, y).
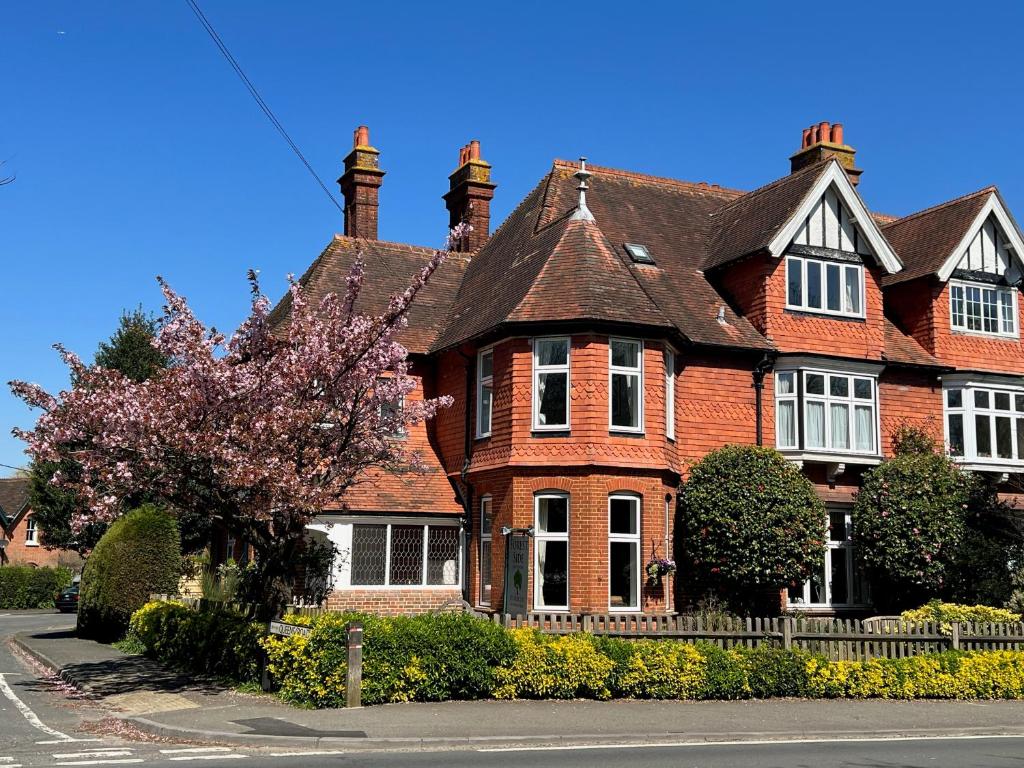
top-left (787, 508), bottom-right (869, 608)
top-left (535, 493), bottom-right (569, 610)
top-left (348, 521), bottom-right (461, 588)
top-left (609, 495), bottom-right (640, 611)
top-left (479, 496), bottom-right (492, 606)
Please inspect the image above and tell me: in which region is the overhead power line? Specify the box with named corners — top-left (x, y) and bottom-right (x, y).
top-left (184, 0), bottom-right (344, 216)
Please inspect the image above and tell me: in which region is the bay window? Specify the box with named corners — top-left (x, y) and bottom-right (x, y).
top-left (786, 255), bottom-right (864, 318)
top-left (950, 280), bottom-right (1016, 337)
top-left (534, 493), bottom-right (569, 610)
top-left (608, 495), bottom-right (640, 611)
top-left (476, 349), bottom-right (493, 438)
top-left (533, 337), bottom-right (570, 430)
top-left (945, 383), bottom-right (1024, 464)
top-left (479, 496), bottom-right (492, 606)
top-left (348, 521), bottom-right (461, 588)
top-left (775, 368), bottom-right (878, 455)
top-left (788, 508), bottom-right (869, 609)
top-left (610, 338), bottom-right (643, 432)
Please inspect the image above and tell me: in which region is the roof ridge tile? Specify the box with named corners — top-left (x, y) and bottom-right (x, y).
top-left (552, 159), bottom-right (746, 198)
top-left (882, 186), bottom-right (996, 230)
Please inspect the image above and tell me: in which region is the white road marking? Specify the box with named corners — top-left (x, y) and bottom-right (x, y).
top-left (49, 761), bottom-right (144, 767)
top-left (55, 751), bottom-right (134, 759)
top-left (36, 739), bottom-right (102, 745)
top-left (269, 751), bottom-right (348, 757)
top-left (159, 747), bottom-right (232, 754)
top-left (478, 732), bottom-right (1024, 752)
top-left (0, 673), bottom-right (73, 742)
top-left (167, 756), bottom-right (246, 762)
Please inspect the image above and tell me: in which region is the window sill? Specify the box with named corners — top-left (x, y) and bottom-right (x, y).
top-left (779, 450), bottom-right (881, 467)
top-left (786, 604), bottom-right (871, 614)
top-left (783, 308), bottom-right (866, 323)
top-left (609, 429), bottom-right (645, 437)
top-left (341, 584), bottom-right (462, 591)
top-left (951, 457), bottom-right (1024, 475)
top-left (950, 329), bottom-right (1020, 341)
top-left (24, 541), bottom-right (39, 548)
top-left (531, 428), bottom-right (571, 437)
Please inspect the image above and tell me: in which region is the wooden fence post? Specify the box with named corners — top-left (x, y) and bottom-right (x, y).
top-left (782, 617), bottom-right (793, 650)
top-left (346, 621), bottom-right (363, 708)
top-left (951, 622), bottom-right (960, 652)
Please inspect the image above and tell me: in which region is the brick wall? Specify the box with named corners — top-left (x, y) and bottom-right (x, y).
top-left (2, 512), bottom-right (76, 568)
top-left (932, 281), bottom-right (1024, 374)
top-left (325, 587), bottom-right (462, 615)
top-left (879, 368), bottom-right (944, 454)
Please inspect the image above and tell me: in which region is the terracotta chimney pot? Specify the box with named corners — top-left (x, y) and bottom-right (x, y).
top-left (831, 123), bottom-right (844, 145)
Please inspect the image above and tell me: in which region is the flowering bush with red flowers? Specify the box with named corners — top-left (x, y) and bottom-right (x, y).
top-left (679, 445), bottom-right (825, 608)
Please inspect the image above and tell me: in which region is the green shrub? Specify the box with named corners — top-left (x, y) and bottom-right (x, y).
top-left (492, 629), bottom-right (613, 700)
top-left (901, 601), bottom-right (1021, 629)
top-left (736, 645), bottom-right (812, 698)
top-left (0, 566), bottom-right (73, 609)
top-left (77, 505), bottom-right (181, 642)
top-left (129, 600), bottom-right (264, 683)
top-left (679, 445), bottom-right (826, 611)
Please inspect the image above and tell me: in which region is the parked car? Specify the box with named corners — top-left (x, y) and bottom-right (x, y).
top-left (55, 582), bottom-right (79, 613)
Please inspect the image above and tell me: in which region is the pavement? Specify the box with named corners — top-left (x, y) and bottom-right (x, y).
top-left (12, 620), bottom-right (1024, 755)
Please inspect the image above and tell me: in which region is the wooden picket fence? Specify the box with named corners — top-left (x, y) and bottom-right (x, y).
top-left (494, 613), bottom-right (1024, 661)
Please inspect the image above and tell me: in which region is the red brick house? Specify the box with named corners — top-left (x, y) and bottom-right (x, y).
top-left (278, 122), bottom-right (1024, 616)
top-left (0, 477), bottom-right (67, 567)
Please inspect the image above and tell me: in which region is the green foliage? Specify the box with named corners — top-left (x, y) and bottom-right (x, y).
top-left (901, 600), bottom-right (1021, 628)
top-left (128, 600), bottom-right (263, 682)
top-left (891, 423), bottom-right (938, 457)
top-left (93, 307), bottom-right (168, 383)
top-left (77, 505), bottom-right (181, 642)
top-left (854, 453), bottom-right (974, 610)
top-left (736, 645), bottom-right (812, 698)
top-left (27, 458), bottom-right (106, 554)
top-left (493, 629), bottom-right (614, 700)
top-left (679, 445), bottom-right (826, 607)
top-left (0, 566), bottom-right (72, 609)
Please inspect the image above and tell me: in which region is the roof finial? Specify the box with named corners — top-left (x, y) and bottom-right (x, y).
top-left (571, 157), bottom-right (595, 222)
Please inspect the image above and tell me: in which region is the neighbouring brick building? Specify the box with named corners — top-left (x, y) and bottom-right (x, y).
top-left (0, 477), bottom-right (69, 567)
top-left (276, 122), bottom-right (1024, 616)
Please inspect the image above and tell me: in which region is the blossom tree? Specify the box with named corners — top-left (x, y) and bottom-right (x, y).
top-left (10, 228), bottom-right (463, 618)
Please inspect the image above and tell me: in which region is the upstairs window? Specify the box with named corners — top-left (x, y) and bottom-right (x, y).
top-left (945, 385), bottom-right (1024, 463)
top-left (25, 516), bottom-right (37, 544)
top-left (950, 280), bottom-right (1016, 337)
top-left (786, 256), bottom-right (864, 318)
top-left (476, 349), bottom-right (493, 438)
top-left (533, 338), bottom-right (570, 430)
top-left (665, 348), bottom-right (676, 441)
top-left (610, 338), bottom-right (643, 432)
top-left (776, 369), bottom-right (878, 455)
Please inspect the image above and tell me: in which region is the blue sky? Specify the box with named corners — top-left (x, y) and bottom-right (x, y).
top-left (2, 1), bottom-right (1023, 474)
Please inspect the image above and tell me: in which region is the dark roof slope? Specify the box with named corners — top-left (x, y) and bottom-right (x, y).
top-left (0, 477), bottom-right (29, 532)
top-left (269, 237), bottom-right (469, 355)
top-left (434, 161), bottom-right (770, 352)
top-left (703, 159), bottom-right (832, 271)
top-left (881, 188), bottom-right (993, 287)
top-left (883, 318), bottom-right (941, 367)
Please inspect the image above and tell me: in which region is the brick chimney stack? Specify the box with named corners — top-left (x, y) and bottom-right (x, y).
top-left (338, 125), bottom-right (385, 240)
top-left (790, 121), bottom-right (862, 186)
top-left (443, 139), bottom-right (496, 252)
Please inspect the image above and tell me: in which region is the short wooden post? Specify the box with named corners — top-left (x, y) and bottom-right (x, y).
top-left (346, 621), bottom-right (363, 708)
top-left (782, 617), bottom-right (793, 650)
top-left (951, 622), bottom-right (961, 652)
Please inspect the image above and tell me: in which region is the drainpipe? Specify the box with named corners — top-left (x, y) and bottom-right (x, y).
top-left (457, 350), bottom-right (476, 605)
top-left (751, 353), bottom-right (776, 446)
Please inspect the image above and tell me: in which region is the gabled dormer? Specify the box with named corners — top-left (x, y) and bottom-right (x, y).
top-left (708, 126), bottom-right (901, 361)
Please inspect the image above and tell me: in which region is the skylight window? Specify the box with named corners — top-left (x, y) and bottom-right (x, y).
top-left (624, 243), bottom-right (655, 265)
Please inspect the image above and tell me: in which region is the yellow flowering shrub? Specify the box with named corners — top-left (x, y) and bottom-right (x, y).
top-left (901, 602), bottom-right (1021, 633)
top-left (614, 640), bottom-right (707, 699)
top-left (493, 630), bottom-right (614, 700)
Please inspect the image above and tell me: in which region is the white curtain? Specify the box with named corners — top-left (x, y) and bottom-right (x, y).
top-left (844, 266), bottom-right (860, 314)
top-left (778, 401), bottom-right (795, 447)
top-left (536, 541), bottom-right (547, 599)
top-left (855, 406), bottom-right (874, 451)
top-left (830, 403), bottom-right (849, 449)
top-left (806, 401), bottom-right (825, 448)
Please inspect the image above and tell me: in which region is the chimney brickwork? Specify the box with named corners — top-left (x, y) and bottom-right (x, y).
top-left (338, 125), bottom-right (385, 240)
top-left (790, 121), bottom-right (862, 186)
top-left (443, 139), bottom-right (495, 252)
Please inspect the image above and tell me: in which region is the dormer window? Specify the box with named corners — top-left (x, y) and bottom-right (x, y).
top-left (950, 279), bottom-right (1017, 337)
top-left (786, 256), bottom-right (864, 318)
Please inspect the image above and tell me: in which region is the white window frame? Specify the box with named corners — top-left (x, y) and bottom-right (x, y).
top-left (609, 337), bottom-right (644, 433)
top-left (943, 380), bottom-right (1024, 467)
top-left (342, 518), bottom-right (463, 590)
top-left (532, 336), bottom-right (571, 431)
top-left (608, 494), bottom-right (641, 612)
top-left (476, 348), bottom-right (493, 438)
top-left (25, 516), bottom-right (37, 546)
top-left (775, 366), bottom-right (879, 457)
top-left (479, 495), bottom-right (492, 607)
top-left (787, 508), bottom-right (869, 610)
top-left (664, 347), bottom-right (676, 441)
top-left (534, 493), bottom-right (570, 612)
top-left (775, 371), bottom-right (799, 449)
top-left (949, 279), bottom-right (1018, 338)
top-left (785, 255), bottom-right (865, 319)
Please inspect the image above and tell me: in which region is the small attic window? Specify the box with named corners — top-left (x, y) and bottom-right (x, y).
top-left (624, 243), bottom-right (655, 264)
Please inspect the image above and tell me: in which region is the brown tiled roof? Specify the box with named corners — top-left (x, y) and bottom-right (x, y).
top-left (883, 317), bottom-right (941, 367)
top-left (325, 465), bottom-right (461, 515)
top-left (268, 237), bottom-right (469, 355)
top-left (880, 188), bottom-right (994, 287)
top-left (434, 161), bottom-right (770, 352)
top-left (0, 477), bottom-right (29, 532)
top-left (703, 159), bottom-right (833, 271)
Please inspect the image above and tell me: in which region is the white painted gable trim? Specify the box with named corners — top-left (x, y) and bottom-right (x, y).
top-left (936, 192), bottom-right (1024, 282)
top-left (767, 160), bottom-right (903, 275)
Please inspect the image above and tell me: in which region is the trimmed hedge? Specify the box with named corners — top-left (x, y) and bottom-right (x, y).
top-left (78, 505), bottom-right (181, 642)
top-left (0, 566), bottom-right (73, 609)
top-left (128, 600), bottom-right (263, 683)
top-left (130, 604), bottom-right (1024, 708)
